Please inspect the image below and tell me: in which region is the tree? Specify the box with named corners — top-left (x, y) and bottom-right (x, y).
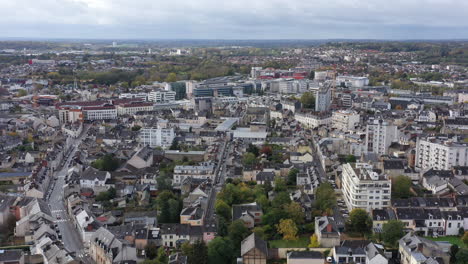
top-left (242, 152), bottom-right (257, 167)
top-left (315, 183), bottom-right (337, 212)
top-left (165, 72), bottom-right (177, 82)
top-left (272, 191), bottom-right (291, 208)
top-left (273, 177), bottom-right (287, 192)
top-left (215, 200), bottom-right (231, 220)
top-left (159, 200), bottom-right (171, 223)
top-left (345, 155), bottom-right (356, 163)
top-left (208, 237), bottom-right (235, 264)
top-left (168, 199), bottom-right (181, 222)
top-left (392, 175), bottom-right (412, 199)
top-left (450, 244), bottom-right (459, 264)
top-left (17, 89), bottom-right (27, 97)
top-left (91, 154), bottom-right (120, 171)
top-left (309, 234), bottom-right (320, 248)
top-left (287, 168), bottom-right (299, 185)
top-left (184, 240), bottom-right (208, 264)
top-left (156, 247), bottom-right (167, 263)
top-left (284, 202), bottom-right (305, 225)
top-left (346, 209), bottom-right (373, 235)
top-left (260, 145), bottom-right (272, 156)
top-left (382, 220), bottom-right (405, 247)
top-left (300, 92), bottom-right (316, 109)
top-left (131, 125), bottom-right (141, 131)
top-left (144, 242), bottom-right (158, 259)
top-left (247, 144), bottom-right (259, 157)
top-left (169, 138), bottom-right (180, 150)
top-left (277, 219), bottom-right (298, 241)
top-left (228, 220), bottom-right (251, 254)
top-left (309, 70), bottom-right (315, 80)
top-left (456, 249), bottom-right (468, 264)
top-left (462, 231), bottom-right (468, 247)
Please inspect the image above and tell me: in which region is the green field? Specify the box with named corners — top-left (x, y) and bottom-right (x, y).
top-left (269, 236), bottom-right (310, 248)
top-left (425, 236), bottom-right (465, 248)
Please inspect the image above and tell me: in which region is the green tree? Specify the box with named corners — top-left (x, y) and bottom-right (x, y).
top-left (277, 219), bottom-right (298, 241)
top-left (287, 168), bottom-right (299, 185)
top-left (131, 125), bottom-right (141, 131)
top-left (208, 237), bottom-right (235, 264)
top-left (165, 72), bottom-right (177, 82)
top-left (272, 191), bottom-right (291, 208)
top-left (346, 209), bottom-right (373, 235)
top-left (17, 89), bottom-right (27, 97)
top-left (247, 144), bottom-right (260, 157)
top-left (345, 155), bottom-right (356, 163)
top-left (392, 175), bottom-right (412, 199)
top-left (91, 154), bottom-right (120, 171)
top-left (382, 220), bottom-right (405, 247)
top-left (215, 200), bottom-right (231, 220)
top-left (228, 220), bottom-right (251, 254)
top-left (315, 183), bottom-right (337, 212)
top-left (274, 177), bottom-right (287, 192)
top-left (300, 92), bottom-right (316, 109)
top-left (156, 247), bottom-right (167, 263)
top-left (450, 244), bottom-right (459, 264)
top-left (144, 242), bottom-right (158, 259)
top-left (183, 240), bottom-right (208, 264)
top-left (168, 199), bottom-right (181, 222)
top-left (242, 152), bottom-right (257, 167)
top-left (456, 249), bottom-right (468, 264)
top-left (284, 202), bottom-right (305, 225)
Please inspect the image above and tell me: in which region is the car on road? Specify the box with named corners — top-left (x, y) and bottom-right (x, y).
top-left (56, 214), bottom-right (61, 220)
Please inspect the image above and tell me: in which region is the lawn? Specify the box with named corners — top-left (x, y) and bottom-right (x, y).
top-left (425, 236), bottom-right (465, 248)
top-left (269, 236), bottom-right (310, 248)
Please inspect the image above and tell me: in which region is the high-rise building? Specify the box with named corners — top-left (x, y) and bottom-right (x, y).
top-left (365, 119), bottom-right (398, 155)
top-left (332, 110), bottom-right (360, 131)
top-left (415, 136), bottom-right (468, 170)
top-left (315, 86), bottom-right (331, 112)
top-left (139, 127), bottom-right (175, 148)
top-left (342, 163), bottom-right (391, 212)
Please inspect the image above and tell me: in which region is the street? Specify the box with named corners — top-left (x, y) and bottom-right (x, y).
top-left (45, 124), bottom-right (93, 262)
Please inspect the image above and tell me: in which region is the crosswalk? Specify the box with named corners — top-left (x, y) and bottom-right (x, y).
top-left (51, 209), bottom-right (65, 213)
top-left (55, 219), bottom-right (68, 223)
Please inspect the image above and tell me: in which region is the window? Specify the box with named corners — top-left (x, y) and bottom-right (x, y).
top-left (449, 223), bottom-right (452, 228)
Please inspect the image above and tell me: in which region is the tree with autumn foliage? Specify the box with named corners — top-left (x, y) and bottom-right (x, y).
top-left (277, 219), bottom-right (298, 241)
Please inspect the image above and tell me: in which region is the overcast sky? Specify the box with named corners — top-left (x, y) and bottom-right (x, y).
top-left (1, 0), bottom-right (468, 39)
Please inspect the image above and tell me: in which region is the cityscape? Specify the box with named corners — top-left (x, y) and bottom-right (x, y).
top-left (1, 1), bottom-right (468, 264)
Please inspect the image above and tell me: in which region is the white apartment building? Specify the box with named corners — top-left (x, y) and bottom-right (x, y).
top-left (342, 163), bottom-right (391, 212)
top-left (336, 76), bottom-right (369, 88)
top-left (117, 102), bottom-right (154, 115)
top-left (82, 106), bottom-right (117, 121)
top-left (415, 136), bottom-right (468, 170)
top-left (139, 127), bottom-right (175, 148)
top-left (294, 112), bottom-right (332, 128)
top-left (332, 110), bottom-right (360, 131)
top-left (118, 93), bottom-right (148, 100)
top-left (173, 163), bottom-right (215, 185)
top-left (315, 86), bottom-right (331, 112)
top-left (365, 119), bottom-right (398, 155)
top-left (148, 90), bottom-right (176, 103)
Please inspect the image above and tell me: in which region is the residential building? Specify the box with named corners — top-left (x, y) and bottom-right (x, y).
top-left (116, 102), bottom-right (154, 115)
top-left (148, 90), bottom-right (176, 103)
top-left (398, 233), bottom-right (450, 264)
top-left (415, 136), bottom-right (468, 171)
top-left (366, 119), bottom-right (398, 155)
top-left (333, 240), bottom-right (388, 264)
top-left (232, 202), bottom-right (263, 228)
top-left (315, 216), bottom-right (341, 247)
top-left (89, 227), bottom-right (137, 264)
top-left (173, 163), bottom-right (215, 185)
top-left (82, 106), bottom-right (117, 121)
top-left (315, 86), bottom-right (331, 112)
top-left (332, 110), bottom-right (360, 131)
top-left (294, 112), bottom-right (332, 128)
top-left (336, 76), bottom-right (369, 88)
top-left (241, 233), bottom-right (268, 264)
top-left (287, 251), bottom-right (323, 264)
top-left (342, 163), bottom-right (391, 212)
top-left (139, 127), bottom-right (175, 148)
top-left (80, 167), bottom-right (111, 190)
top-left (127, 146), bottom-right (154, 169)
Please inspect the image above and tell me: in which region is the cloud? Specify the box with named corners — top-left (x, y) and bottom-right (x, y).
top-left (1, 0), bottom-right (467, 39)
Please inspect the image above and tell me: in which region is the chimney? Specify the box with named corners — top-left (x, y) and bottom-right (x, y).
top-left (327, 223), bottom-right (333, 232)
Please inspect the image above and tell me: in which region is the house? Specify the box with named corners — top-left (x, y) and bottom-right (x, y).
top-left (315, 216), bottom-right (341, 247)
top-left (333, 240), bottom-right (388, 264)
top-left (168, 253), bottom-right (188, 264)
top-left (127, 146), bottom-right (154, 169)
top-left (180, 207), bottom-right (204, 226)
top-left (287, 251), bottom-right (323, 264)
top-left (79, 167), bottom-right (111, 192)
top-left (372, 209), bottom-right (397, 232)
top-left (0, 249), bottom-right (24, 264)
top-left (398, 233), bottom-right (450, 264)
top-left (0, 195), bottom-right (16, 226)
top-left (289, 152), bottom-right (313, 164)
top-left (232, 202), bottom-right (263, 228)
top-left (89, 227), bottom-right (138, 264)
top-left (241, 233), bottom-right (268, 264)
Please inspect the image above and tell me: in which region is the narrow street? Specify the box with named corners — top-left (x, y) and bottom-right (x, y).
top-left (46, 125), bottom-right (93, 262)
